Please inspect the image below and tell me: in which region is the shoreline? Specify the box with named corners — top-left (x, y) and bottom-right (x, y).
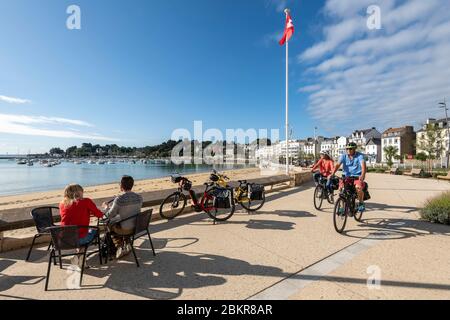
top-left (0, 167), bottom-right (267, 211)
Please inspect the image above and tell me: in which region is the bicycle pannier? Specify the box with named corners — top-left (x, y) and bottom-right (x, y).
top-left (213, 188), bottom-right (232, 209)
top-left (331, 176), bottom-right (340, 190)
top-left (210, 173), bottom-right (219, 182)
top-left (171, 174), bottom-right (182, 183)
top-left (183, 180), bottom-right (192, 191)
top-left (248, 184), bottom-right (264, 201)
top-left (363, 182), bottom-right (371, 201)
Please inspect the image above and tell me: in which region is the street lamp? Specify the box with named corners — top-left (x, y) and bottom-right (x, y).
top-left (313, 126), bottom-right (318, 160)
top-left (439, 99), bottom-right (450, 169)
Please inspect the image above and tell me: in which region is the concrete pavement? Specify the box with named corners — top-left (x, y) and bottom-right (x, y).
top-left (0, 173), bottom-right (449, 300)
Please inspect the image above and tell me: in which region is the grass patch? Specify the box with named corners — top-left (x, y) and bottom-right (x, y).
top-left (421, 192), bottom-right (450, 225)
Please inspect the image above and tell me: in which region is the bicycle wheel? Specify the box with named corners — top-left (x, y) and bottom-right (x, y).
top-left (240, 191), bottom-right (266, 212)
top-left (159, 192), bottom-right (187, 220)
top-left (204, 190), bottom-right (235, 222)
top-left (333, 198), bottom-right (348, 233)
top-left (313, 185), bottom-right (324, 210)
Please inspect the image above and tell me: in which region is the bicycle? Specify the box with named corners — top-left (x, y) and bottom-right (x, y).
top-left (211, 170), bottom-right (266, 212)
top-left (333, 176), bottom-right (365, 233)
top-left (313, 174), bottom-right (336, 210)
top-left (159, 174), bottom-right (235, 222)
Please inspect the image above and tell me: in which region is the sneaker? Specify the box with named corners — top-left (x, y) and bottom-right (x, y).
top-left (358, 203), bottom-right (366, 213)
top-left (115, 246), bottom-right (124, 259)
top-left (327, 192), bottom-right (334, 204)
top-left (70, 255), bottom-right (79, 266)
top-left (122, 243), bottom-right (132, 257)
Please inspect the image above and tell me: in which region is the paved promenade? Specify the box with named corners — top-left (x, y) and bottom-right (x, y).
top-left (1, 173), bottom-right (449, 300)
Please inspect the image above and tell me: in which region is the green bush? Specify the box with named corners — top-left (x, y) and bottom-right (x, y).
top-left (421, 192), bottom-right (450, 225)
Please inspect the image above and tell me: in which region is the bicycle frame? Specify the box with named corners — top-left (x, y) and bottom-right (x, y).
top-left (184, 182), bottom-right (216, 213)
top-left (213, 172), bottom-right (247, 202)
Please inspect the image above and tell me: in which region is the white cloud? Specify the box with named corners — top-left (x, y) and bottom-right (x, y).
top-left (299, 0), bottom-right (450, 133)
top-left (300, 17), bottom-right (365, 61)
top-left (298, 84), bottom-right (321, 93)
top-left (0, 113), bottom-right (117, 141)
top-left (0, 95), bottom-right (31, 104)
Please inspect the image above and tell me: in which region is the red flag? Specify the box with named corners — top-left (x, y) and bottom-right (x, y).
top-left (279, 12), bottom-right (294, 46)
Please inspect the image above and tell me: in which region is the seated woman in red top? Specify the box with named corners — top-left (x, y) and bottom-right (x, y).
top-left (311, 151), bottom-right (335, 191)
top-left (59, 184), bottom-right (104, 246)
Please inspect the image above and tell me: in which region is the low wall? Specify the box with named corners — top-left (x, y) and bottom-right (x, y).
top-left (0, 172), bottom-right (312, 253)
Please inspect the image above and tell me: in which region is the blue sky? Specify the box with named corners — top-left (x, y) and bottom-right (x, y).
top-left (1, 0), bottom-right (450, 154)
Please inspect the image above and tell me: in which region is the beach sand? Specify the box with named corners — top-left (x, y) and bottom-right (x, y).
top-left (0, 167), bottom-right (268, 211)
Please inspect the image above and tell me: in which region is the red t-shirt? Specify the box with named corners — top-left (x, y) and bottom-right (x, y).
top-left (314, 159), bottom-right (334, 177)
top-left (59, 198), bottom-right (104, 238)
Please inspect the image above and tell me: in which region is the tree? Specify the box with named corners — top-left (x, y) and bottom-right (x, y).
top-left (49, 147), bottom-right (64, 157)
top-left (415, 152), bottom-right (427, 162)
top-left (383, 145), bottom-right (399, 168)
top-left (417, 124), bottom-right (444, 172)
top-left (65, 146), bottom-right (77, 157)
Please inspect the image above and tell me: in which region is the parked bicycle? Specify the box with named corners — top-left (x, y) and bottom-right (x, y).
top-left (159, 174), bottom-right (235, 222)
top-left (333, 176), bottom-right (370, 233)
top-left (313, 174), bottom-right (338, 210)
top-left (210, 170), bottom-right (266, 212)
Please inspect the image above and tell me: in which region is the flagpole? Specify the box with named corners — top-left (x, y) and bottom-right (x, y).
top-left (285, 9), bottom-right (289, 175)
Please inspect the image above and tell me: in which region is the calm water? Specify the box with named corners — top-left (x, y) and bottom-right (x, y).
top-left (0, 159), bottom-right (252, 196)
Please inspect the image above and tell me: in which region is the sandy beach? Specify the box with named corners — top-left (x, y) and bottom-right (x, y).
top-left (0, 167), bottom-right (267, 211)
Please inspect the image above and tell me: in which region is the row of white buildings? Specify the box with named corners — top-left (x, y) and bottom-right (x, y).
top-left (255, 119), bottom-right (450, 165)
top-left (255, 127), bottom-right (383, 164)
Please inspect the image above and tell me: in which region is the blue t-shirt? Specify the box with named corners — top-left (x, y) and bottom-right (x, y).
top-left (339, 152), bottom-right (365, 177)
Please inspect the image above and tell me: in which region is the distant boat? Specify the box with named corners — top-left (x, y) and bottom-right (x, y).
top-left (88, 160), bottom-right (95, 164)
top-left (74, 160), bottom-right (82, 165)
top-left (107, 161), bottom-right (115, 165)
top-left (97, 160), bottom-right (106, 165)
top-left (17, 159), bottom-right (27, 165)
top-left (43, 163), bottom-right (53, 167)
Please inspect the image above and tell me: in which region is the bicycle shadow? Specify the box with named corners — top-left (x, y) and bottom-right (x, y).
top-left (225, 219), bottom-right (297, 231)
top-left (342, 217), bottom-right (450, 240)
top-left (238, 210), bottom-right (316, 219)
top-left (365, 202), bottom-right (420, 214)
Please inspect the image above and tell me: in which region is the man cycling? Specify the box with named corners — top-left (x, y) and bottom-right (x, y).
top-left (328, 142), bottom-right (367, 213)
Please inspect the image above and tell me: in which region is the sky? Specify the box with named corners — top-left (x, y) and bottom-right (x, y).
top-left (1, 0), bottom-right (450, 154)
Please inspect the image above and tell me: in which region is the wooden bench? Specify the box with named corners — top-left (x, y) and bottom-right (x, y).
top-left (404, 168), bottom-right (424, 177)
top-left (386, 167), bottom-right (400, 175)
top-left (0, 174), bottom-right (294, 233)
top-left (437, 171), bottom-right (450, 181)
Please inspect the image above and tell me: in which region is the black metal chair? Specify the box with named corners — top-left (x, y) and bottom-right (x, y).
top-left (109, 209), bottom-right (156, 267)
top-left (44, 225), bottom-right (102, 291)
top-left (26, 206), bottom-right (59, 261)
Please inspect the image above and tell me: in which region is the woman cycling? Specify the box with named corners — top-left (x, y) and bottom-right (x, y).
top-left (311, 150), bottom-right (335, 192)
